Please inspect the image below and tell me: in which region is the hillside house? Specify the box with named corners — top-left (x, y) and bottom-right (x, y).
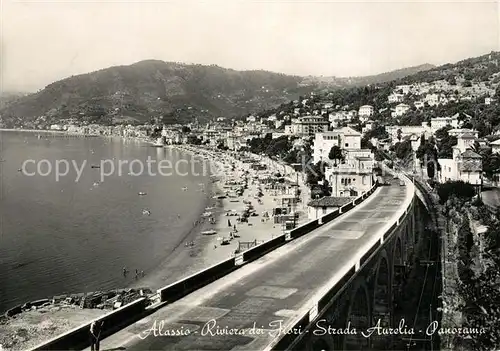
top-left (388, 93), bottom-right (404, 104)
top-left (394, 103), bottom-right (411, 117)
top-left (491, 139), bottom-right (500, 154)
top-left (438, 133), bottom-right (482, 187)
top-left (358, 105), bottom-right (374, 120)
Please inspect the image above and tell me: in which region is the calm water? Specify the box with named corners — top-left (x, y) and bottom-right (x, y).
top-left (0, 132), bottom-right (210, 312)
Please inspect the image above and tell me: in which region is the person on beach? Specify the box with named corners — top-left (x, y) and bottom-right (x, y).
top-left (89, 320), bottom-right (103, 351)
top-left (122, 267), bottom-right (127, 276)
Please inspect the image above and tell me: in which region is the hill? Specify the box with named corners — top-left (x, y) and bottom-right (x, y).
top-left (303, 64), bottom-right (436, 88)
top-left (0, 61), bottom-right (315, 128)
top-left (0, 60), bottom-right (435, 128)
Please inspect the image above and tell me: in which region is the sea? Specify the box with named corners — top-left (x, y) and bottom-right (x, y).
top-left (0, 131), bottom-right (212, 313)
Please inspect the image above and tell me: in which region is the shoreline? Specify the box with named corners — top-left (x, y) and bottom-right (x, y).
top-left (1, 137), bottom-right (308, 310)
top-left (0, 142), bottom-right (310, 351)
top-left (0, 128), bottom-right (67, 133)
top-left (126, 145), bottom-right (230, 290)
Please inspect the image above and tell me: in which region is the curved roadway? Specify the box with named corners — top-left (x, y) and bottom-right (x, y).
top-left (85, 178), bottom-right (411, 351)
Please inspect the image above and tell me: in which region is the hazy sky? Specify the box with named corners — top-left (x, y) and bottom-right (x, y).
top-left (1, 0), bottom-right (499, 92)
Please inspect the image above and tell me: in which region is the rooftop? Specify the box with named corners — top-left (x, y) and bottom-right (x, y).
top-left (458, 132), bottom-right (477, 139)
top-left (340, 126), bottom-right (362, 136)
top-left (307, 196), bottom-right (355, 208)
top-left (461, 149), bottom-right (482, 159)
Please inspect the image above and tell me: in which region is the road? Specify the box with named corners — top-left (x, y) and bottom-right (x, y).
top-left (86, 179), bottom-right (411, 351)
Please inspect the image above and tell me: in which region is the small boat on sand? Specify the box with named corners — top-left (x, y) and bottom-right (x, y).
top-left (202, 212), bottom-right (212, 217)
top-left (182, 187), bottom-right (188, 191)
top-left (91, 165), bottom-right (100, 169)
top-left (142, 209), bottom-right (151, 216)
top-left (201, 230), bottom-right (217, 236)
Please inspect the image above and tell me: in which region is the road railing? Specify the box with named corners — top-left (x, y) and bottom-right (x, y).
top-left (267, 171), bottom-right (415, 351)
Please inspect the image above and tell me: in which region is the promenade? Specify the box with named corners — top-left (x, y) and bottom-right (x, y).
top-left (84, 178), bottom-right (411, 351)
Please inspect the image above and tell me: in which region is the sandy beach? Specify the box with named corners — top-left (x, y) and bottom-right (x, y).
top-left (0, 144), bottom-right (311, 351)
top-left (129, 144), bottom-right (311, 289)
top-left (164, 145), bottom-right (310, 269)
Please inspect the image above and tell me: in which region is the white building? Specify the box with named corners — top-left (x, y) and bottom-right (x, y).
top-left (312, 127), bottom-right (362, 164)
top-left (388, 93), bottom-right (404, 104)
top-left (325, 157), bottom-right (375, 197)
top-left (328, 111), bottom-right (350, 127)
top-left (358, 105), bottom-right (374, 119)
top-left (430, 116), bottom-right (459, 133)
top-left (491, 139), bottom-right (500, 154)
top-left (414, 101), bottom-right (425, 109)
top-left (291, 116), bottom-right (329, 137)
top-left (307, 197), bottom-right (353, 220)
top-left (386, 124), bottom-right (429, 144)
top-left (438, 133), bottom-right (482, 186)
top-left (394, 103), bottom-right (411, 117)
top-left (425, 93), bottom-right (440, 106)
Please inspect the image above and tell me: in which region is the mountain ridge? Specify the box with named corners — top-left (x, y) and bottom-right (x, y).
top-left (0, 60), bottom-right (435, 128)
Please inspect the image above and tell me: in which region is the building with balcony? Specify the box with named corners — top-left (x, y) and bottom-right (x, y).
top-left (312, 127), bottom-right (362, 164)
top-left (325, 159), bottom-right (375, 197)
top-left (291, 116), bottom-right (329, 137)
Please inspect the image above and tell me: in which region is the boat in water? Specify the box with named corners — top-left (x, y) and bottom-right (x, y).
top-left (182, 187), bottom-right (188, 191)
top-left (201, 230), bottom-right (217, 236)
top-left (142, 209), bottom-right (151, 216)
top-left (138, 192), bottom-right (147, 196)
top-left (91, 165), bottom-right (100, 169)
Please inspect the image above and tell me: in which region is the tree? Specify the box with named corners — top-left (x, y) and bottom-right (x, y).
top-left (328, 145), bottom-right (344, 166)
top-left (397, 128), bottom-right (402, 142)
top-left (305, 161), bottom-right (327, 188)
top-left (436, 181), bottom-right (476, 204)
top-left (427, 160), bottom-right (436, 180)
top-left (435, 125), bottom-right (452, 140)
top-left (395, 140), bottom-right (413, 160)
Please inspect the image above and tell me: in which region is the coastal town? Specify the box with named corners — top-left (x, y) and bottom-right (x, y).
top-left (15, 52), bottom-right (500, 208)
top-left (2, 52), bottom-right (500, 351)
